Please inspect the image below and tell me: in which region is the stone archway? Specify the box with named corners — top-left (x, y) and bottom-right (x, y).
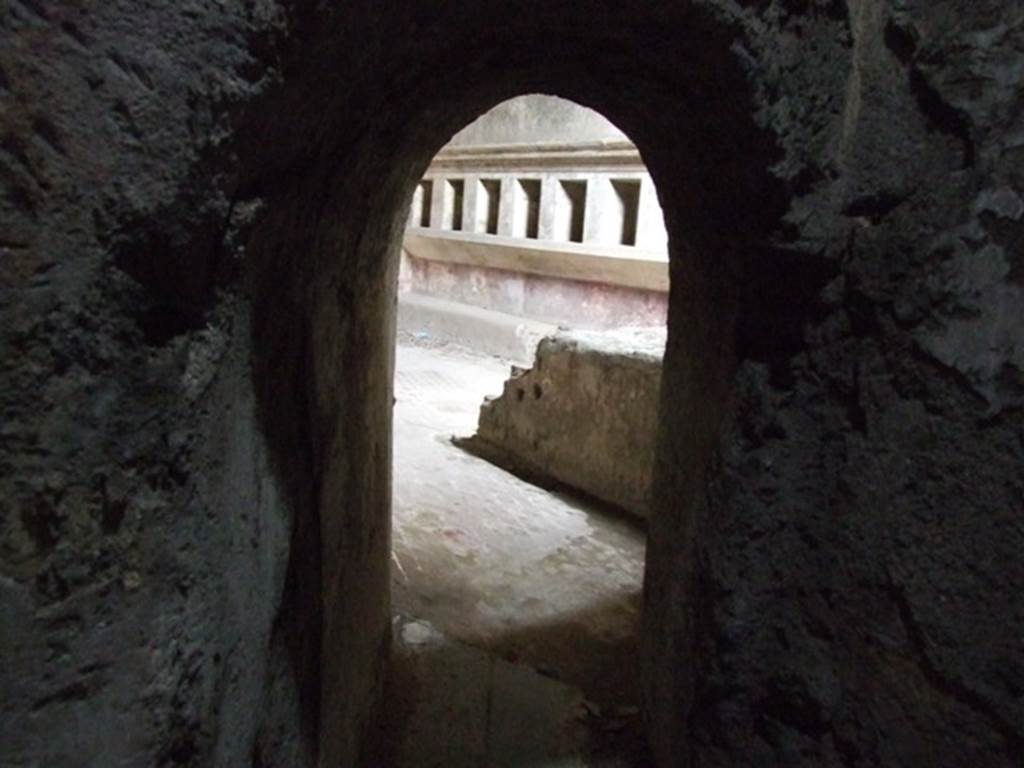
top-left (247, 5), bottom-right (795, 765)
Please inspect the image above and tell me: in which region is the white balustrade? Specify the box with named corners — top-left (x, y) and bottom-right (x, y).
top-left (404, 140), bottom-right (669, 293)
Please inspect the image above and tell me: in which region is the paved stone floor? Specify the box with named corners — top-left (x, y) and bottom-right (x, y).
top-left (366, 339), bottom-right (652, 766)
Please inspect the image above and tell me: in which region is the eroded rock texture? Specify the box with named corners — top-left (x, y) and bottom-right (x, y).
top-left (2, 1), bottom-right (1022, 767)
top-left (674, 3), bottom-right (1024, 766)
top-left (0, 2), bottom-right (314, 767)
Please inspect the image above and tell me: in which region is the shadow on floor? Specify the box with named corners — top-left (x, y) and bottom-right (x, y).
top-left (359, 597), bottom-right (654, 768)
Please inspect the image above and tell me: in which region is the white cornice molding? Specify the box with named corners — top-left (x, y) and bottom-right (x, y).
top-left (403, 229), bottom-right (668, 292)
top-left (427, 139), bottom-right (645, 173)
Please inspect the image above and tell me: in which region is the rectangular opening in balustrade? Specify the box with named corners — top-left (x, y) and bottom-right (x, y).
top-left (555, 180), bottom-right (587, 243)
top-left (611, 179), bottom-right (641, 246)
top-left (411, 180), bottom-right (433, 227)
top-left (443, 179), bottom-right (465, 231)
top-left (477, 179), bottom-right (501, 235)
top-left (514, 178), bottom-right (541, 239)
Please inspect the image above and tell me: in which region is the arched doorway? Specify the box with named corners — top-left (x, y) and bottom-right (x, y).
top-left (248, 7), bottom-right (786, 766)
top-left (382, 94), bottom-right (668, 765)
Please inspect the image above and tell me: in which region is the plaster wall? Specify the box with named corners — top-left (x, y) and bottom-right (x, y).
top-left (401, 254), bottom-right (668, 330)
top-left (448, 94), bottom-right (627, 147)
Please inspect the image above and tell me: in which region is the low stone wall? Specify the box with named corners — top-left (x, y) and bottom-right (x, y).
top-left (461, 328), bottom-right (664, 519)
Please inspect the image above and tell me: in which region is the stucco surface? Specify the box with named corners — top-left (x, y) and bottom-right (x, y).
top-left (401, 254), bottom-right (669, 330)
top-left (448, 94), bottom-right (627, 147)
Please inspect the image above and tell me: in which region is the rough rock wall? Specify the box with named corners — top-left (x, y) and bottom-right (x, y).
top-left (0, 2), bottom-right (315, 766)
top-left (466, 328), bottom-right (664, 518)
top-left (666, 2), bottom-right (1024, 766)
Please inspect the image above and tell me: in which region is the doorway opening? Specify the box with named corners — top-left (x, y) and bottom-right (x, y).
top-left (380, 94), bottom-right (671, 766)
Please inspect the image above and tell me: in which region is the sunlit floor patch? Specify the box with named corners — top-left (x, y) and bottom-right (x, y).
top-left (379, 339), bottom-right (651, 766)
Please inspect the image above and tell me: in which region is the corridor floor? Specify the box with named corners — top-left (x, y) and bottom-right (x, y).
top-left (367, 338), bottom-right (651, 767)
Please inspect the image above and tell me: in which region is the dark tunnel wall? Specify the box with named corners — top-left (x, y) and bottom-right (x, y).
top-left (2, 2), bottom-right (1023, 767)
